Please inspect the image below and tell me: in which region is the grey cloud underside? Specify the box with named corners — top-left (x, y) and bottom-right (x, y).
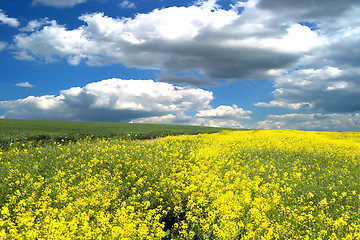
top-left (0, 79), bottom-right (255, 128)
top-left (11, 3), bottom-right (302, 83)
top-left (3, 107), bottom-right (156, 122)
top-left (0, 98), bottom-right (160, 122)
top-left (257, 2), bottom-right (360, 113)
top-left (61, 109), bottom-right (161, 122)
top-left (157, 74), bottom-right (218, 86)
top-left (258, 0), bottom-right (359, 20)
top-left (132, 41), bottom-right (298, 80)
top-left (276, 90), bottom-right (360, 113)
top-left (0, 79), bottom-right (217, 123)
top-left (317, 39), bottom-right (360, 69)
top-left (272, 69), bottom-right (360, 113)
top-left (13, 31), bottom-right (300, 82)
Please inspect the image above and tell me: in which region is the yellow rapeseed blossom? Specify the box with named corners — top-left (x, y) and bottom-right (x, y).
top-left (0, 130), bottom-right (359, 239)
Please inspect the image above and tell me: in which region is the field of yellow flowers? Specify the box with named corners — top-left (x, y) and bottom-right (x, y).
top-left (0, 130), bottom-right (359, 239)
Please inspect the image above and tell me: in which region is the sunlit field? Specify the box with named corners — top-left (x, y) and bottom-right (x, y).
top-left (0, 130), bottom-right (359, 239)
top-left (0, 119), bottom-right (234, 151)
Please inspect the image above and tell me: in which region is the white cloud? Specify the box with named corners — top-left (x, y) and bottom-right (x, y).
top-left (0, 79), bottom-right (214, 122)
top-left (80, 5), bottom-right (239, 41)
top-left (119, 1), bottom-right (135, 9)
top-left (255, 100), bottom-right (312, 110)
top-left (193, 105), bottom-right (251, 128)
top-left (20, 19), bottom-right (53, 32)
top-left (260, 23), bottom-right (326, 53)
top-left (195, 105), bottom-right (251, 119)
top-left (133, 114), bottom-right (177, 124)
top-left (265, 66), bottom-right (360, 113)
top-left (60, 78), bottom-right (213, 112)
top-left (254, 113), bottom-right (360, 132)
top-left (32, 0), bottom-right (87, 7)
top-left (0, 95), bottom-right (66, 112)
top-left (256, 3), bottom-right (360, 114)
top-left (13, 0), bottom-right (355, 87)
top-left (15, 82), bottom-right (34, 88)
top-left (133, 114), bottom-right (248, 128)
top-left (12, 2), bottom-right (300, 83)
top-left (194, 118), bottom-right (246, 128)
top-left (135, 105), bottom-right (252, 128)
top-left (14, 21), bottom-right (94, 63)
top-left (0, 78), bottom-right (253, 128)
top-left (10, 1), bottom-right (359, 82)
top-left (0, 10), bottom-right (20, 28)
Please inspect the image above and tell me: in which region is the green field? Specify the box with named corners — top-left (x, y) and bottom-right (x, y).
top-left (0, 119), bottom-right (237, 149)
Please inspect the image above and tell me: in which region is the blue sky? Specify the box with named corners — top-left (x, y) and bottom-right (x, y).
top-left (0, 0), bottom-right (359, 131)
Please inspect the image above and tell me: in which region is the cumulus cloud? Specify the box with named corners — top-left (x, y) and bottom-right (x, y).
top-left (15, 82), bottom-right (34, 88)
top-left (32, 0), bottom-right (87, 7)
top-left (195, 105), bottom-right (251, 119)
top-left (0, 10), bottom-right (20, 28)
top-left (0, 78), bottom-right (213, 122)
top-left (14, 20), bottom-right (93, 63)
top-left (254, 113), bottom-right (360, 132)
top-left (254, 3), bottom-right (360, 114)
top-left (0, 95), bottom-right (67, 120)
top-left (194, 105), bottom-right (252, 128)
top-left (259, 66), bottom-right (360, 113)
top-left (13, 0), bottom-right (357, 87)
top-left (9, 1), bottom-right (359, 77)
top-left (12, 1), bottom-right (316, 84)
top-left (20, 18), bottom-right (53, 32)
top-left (133, 114), bottom-right (177, 125)
top-left (0, 78), bottom-right (252, 128)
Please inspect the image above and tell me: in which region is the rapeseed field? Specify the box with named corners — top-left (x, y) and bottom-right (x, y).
top-left (0, 130), bottom-right (359, 239)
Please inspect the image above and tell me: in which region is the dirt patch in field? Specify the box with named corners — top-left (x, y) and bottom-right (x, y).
top-left (139, 138), bottom-right (165, 144)
top-left (139, 135), bottom-right (197, 144)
